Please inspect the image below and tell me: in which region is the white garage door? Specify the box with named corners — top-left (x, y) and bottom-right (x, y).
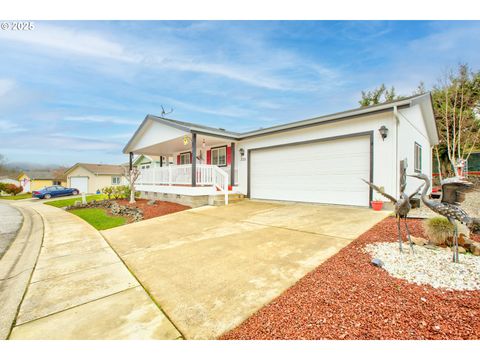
top-left (249, 135), bottom-right (371, 206)
top-left (70, 177), bottom-right (88, 193)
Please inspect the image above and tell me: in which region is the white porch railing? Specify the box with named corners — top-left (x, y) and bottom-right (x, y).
top-left (137, 164), bottom-right (229, 204)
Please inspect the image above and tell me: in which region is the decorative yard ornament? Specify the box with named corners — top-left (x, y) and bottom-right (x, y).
top-left (362, 178), bottom-right (423, 253)
top-left (408, 173), bottom-right (480, 263)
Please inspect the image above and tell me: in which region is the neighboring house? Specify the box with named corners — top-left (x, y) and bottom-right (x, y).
top-left (123, 93), bottom-right (439, 207)
top-left (132, 155), bottom-right (174, 169)
top-left (64, 163), bottom-right (127, 194)
top-left (17, 171), bottom-right (67, 193)
top-left (0, 176), bottom-right (20, 186)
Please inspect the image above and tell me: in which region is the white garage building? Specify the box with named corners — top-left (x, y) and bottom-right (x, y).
top-left (124, 93), bottom-right (438, 207)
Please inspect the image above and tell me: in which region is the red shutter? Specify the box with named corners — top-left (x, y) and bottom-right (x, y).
top-left (190, 153), bottom-right (192, 163)
top-left (226, 146), bottom-right (231, 165)
top-left (207, 150), bottom-right (211, 164)
top-left (177, 155), bottom-right (180, 164)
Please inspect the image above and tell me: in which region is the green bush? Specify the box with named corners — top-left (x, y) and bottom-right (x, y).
top-left (102, 185), bottom-right (131, 200)
top-left (423, 217), bottom-right (454, 245)
top-left (102, 186), bottom-right (114, 199)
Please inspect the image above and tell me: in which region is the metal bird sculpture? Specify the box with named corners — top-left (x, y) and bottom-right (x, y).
top-left (408, 173), bottom-right (480, 263)
top-left (362, 179), bottom-right (423, 253)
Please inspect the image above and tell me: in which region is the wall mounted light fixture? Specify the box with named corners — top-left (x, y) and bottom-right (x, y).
top-left (378, 125), bottom-right (389, 141)
top-left (239, 148), bottom-right (245, 157)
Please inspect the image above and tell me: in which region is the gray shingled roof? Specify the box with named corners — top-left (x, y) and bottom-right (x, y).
top-left (22, 170), bottom-right (59, 180)
top-left (124, 93), bottom-right (437, 154)
top-left (66, 163), bottom-right (125, 176)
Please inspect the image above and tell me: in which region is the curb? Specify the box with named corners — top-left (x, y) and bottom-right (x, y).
top-left (0, 204), bottom-right (44, 339)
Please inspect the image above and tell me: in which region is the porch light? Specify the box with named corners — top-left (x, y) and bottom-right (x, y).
top-left (202, 138), bottom-right (206, 148)
top-left (378, 125), bottom-right (389, 141)
top-left (239, 148), bottom-right (245, 157)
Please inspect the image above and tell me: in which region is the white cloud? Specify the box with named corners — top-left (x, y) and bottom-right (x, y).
top-left (0, 22), bottom-right (341, 92)
top-left (0, 23), bottom-right (139, 63)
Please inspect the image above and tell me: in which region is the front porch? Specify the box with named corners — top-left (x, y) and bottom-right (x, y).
top-left (124, 115), bottom-right (242, 205)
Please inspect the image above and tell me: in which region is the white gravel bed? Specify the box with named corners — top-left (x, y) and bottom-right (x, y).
top-left (365, 242), bottom-right (480, 291)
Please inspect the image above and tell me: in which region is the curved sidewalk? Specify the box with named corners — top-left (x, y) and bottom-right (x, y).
top-left (5, 202), bottom-right (181, 340)
top-left (0, 203), bottom-right (41, 339)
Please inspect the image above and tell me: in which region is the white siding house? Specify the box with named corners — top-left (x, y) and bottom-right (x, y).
top-left (123, 93), bottom-right (438, 207)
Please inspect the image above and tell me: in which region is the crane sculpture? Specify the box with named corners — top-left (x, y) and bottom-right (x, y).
top-left (408, 173), bottom-right (480, 263)
top-left (362, 179), bottom-right (423, 253)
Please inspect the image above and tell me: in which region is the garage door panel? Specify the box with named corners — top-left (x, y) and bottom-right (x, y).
top-left (250, 136), bottom-right (370, 206)
top-left (70, 177), bottom-right (88, 193)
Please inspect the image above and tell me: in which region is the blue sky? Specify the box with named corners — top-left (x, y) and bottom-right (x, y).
top-left (1, 20), bottom-right (479, 167)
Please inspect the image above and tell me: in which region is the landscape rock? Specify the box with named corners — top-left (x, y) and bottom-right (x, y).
top-left (457, 246), bottom-right (467, 254)
top-left (411, 236), bottom-right (428, 246)
top-left (471, 243), bottom-right (480, 256)
top-left (66, 199), bottom-right (144, 222)
top-left (371, 258), bottom-right (384, 268)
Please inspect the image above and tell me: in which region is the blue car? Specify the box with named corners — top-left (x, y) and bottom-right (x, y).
top-left (32, 185), bottom-right (80, 199)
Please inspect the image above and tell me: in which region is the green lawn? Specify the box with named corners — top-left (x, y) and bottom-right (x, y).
top-left (0, 193), bottom-right (33, 200)
top-left (69, 208), bottom-right (126, 230)
top-left (44, 194), bottom-right (107, 208)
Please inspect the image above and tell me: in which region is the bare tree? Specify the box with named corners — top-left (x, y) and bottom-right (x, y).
top-left (123, 166), bottom-right (140, 204)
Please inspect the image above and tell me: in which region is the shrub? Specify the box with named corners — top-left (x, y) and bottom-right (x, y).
top-left (423, 217), bottom-right (454, 245)
top-left (102, 186), bottom-right (114, 199)
top-left (112, 186), bottom-right (122, 199)
top-left (4, 184), bottom-right (23, 196)
top-left (119, 185), bottom-right (131, 199)
top-left (0, 182), bottom-right (6, 194)
top-left (102, 185), bottom-right (133, 200)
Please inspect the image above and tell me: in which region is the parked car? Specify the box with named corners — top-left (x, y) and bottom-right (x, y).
top-left (32, 185), bottom-right (79, 199)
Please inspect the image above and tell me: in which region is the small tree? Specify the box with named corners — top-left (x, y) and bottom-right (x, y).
top-left (123, 167), bottom-right (140, 204)
top-left (359, 84), bottom-right (404, 107)
top-left (432, 64), bottom-right (480, 178)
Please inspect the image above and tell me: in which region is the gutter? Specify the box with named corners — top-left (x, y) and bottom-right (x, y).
top-left (394, 105), bottom-right (399, 198)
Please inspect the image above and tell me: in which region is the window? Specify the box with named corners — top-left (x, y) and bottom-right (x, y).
top-left (141, 164), bottom-right (150, 169)
top-left (180, 152), bottom-right (191, 165)
top-left (211, 146), bottom-right (227, 166)
top-left (53, 180), bottom-right (61, 185)
top-left (112, 176), bottom-right (121, 185)
top-left (414, 142), bottom-right (422, 172)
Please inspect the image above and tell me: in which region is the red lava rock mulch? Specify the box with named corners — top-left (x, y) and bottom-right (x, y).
top-left (114, 199), bottom-right (190, 220)
top-left (220, 217), bottom-right (480, 340)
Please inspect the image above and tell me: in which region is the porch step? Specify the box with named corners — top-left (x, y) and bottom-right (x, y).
top-left (211, 193), bottom-right (245, 206)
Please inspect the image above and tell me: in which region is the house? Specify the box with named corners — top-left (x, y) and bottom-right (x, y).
top-left (123, 93), bottom-right (439, 207)
top-left (17, 170), bottom-right (67, 193)
top-left (132, 155), bottom-right (174, 169)
top-left (64, 163), bottom-right (127, 194)
top-left (0, 176), bottom-right (20, 186)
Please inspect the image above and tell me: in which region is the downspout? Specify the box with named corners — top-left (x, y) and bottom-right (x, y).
top-left (393, 105), bottom-right (399, 198)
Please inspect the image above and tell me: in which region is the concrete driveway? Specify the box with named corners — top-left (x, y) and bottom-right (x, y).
top-left (102, 200), bottom-right (388, 339)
